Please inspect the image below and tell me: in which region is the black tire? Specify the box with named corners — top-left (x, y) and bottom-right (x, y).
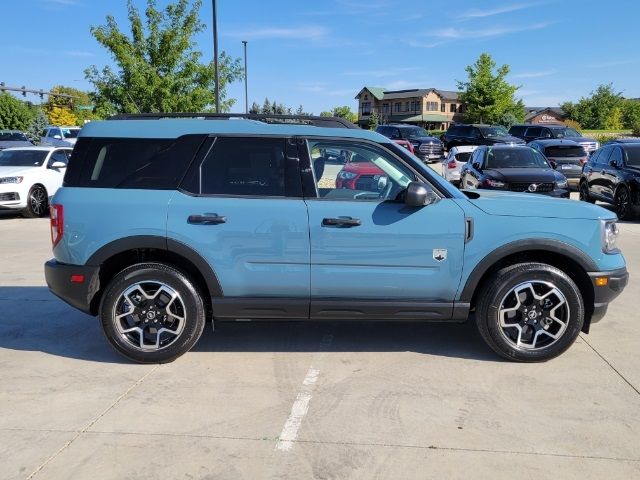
top-left (475, 262), bottom-right (584, 362)
top-left (99, 263), bottom-right (206, 364)
top-left (614, 186), bottom-right (634, 221)
top-left (579, 181), bottom-right (594, 204)
top-left (22, 185), bottom-right (48, 218)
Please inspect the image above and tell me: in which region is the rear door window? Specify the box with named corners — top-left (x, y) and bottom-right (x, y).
top-left (524, 126), bottom-right (542, 138)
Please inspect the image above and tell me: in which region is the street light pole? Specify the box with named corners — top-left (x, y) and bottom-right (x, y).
top-left (242, 40), bottom-right (248, 113)
top-left (212, 0), bottom-right (220, 113)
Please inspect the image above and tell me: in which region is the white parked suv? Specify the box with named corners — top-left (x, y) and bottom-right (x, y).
top-left (41, 126), bottom-right (81, 147)
top-left (442, 145), bottom-right (477, 186)
top-left (0, 147), bottom-right (71, 217)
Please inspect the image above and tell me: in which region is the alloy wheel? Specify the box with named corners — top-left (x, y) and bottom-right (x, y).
top-left (497, 281), bottom-right (569, 350)
top-left (29, 187), bottom-right (47, 216)
top-left (112, 281), bottom-right (186, 351)
top-left (616, 189), bottom-right (630, 219)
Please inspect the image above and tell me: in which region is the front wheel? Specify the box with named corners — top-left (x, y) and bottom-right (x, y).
top-left (615, 186), bottom-right (634, 220)
top-left (475, 262), bottom-right (584, 362)
top-left (99, 263), bottom-right (206, 363)
top-left (578, 181), bottom-right (594, 203)
top-left (22, 185), bottom-right (48, 218)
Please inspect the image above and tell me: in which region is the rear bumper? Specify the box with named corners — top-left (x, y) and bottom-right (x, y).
top-left (44, 259), bottom-right (100, 315)
top-left (588, 267), bottom-right (629, 323)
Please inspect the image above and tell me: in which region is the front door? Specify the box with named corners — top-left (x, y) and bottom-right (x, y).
top-left (301, 138), bottom-right (466, 320)
top-left (167, 136), bottom-right (310, 319)
top-left (601, 146), bottom-right (623, 200)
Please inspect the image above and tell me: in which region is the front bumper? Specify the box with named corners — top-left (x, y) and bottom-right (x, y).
top-left (44, 259), bottom-right (100, 315)
top-left (0, 185), bottom-right (26, 209)
top-left (588, 267), bottom-right (629, 323)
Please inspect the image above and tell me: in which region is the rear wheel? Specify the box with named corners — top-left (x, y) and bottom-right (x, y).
top-left (22, 185), bottom-right (48, 218)
top-left (579, 181), bottom-right (594, 203)
top-left (475, 262), bottom-right (584, 362)
top-left (615, 186), bottom-right (634, 220)
top-left (99, 263), bottom-right (206, 363)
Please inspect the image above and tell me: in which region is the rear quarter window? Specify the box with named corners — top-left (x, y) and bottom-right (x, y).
top-left (63, 135), bottom-right (206, 189)
top-left (509, 126), bottom-right (526, 136)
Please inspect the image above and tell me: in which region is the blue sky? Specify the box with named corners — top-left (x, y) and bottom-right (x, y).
top-left (3, 0), bottom-right (640, 113)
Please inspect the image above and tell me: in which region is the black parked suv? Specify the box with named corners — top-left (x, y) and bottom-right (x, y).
top-left (376, 124), bottom-right (444, 162)
top-left (442, 124), bottom-right (524, 151)
top-left (508, 124), bottom-right (599, 154)
top-left (528, 139), bottom-right (588, 190)
top-left (579, 142), bottom-right (640, 220)
top-left (460, 145), bottom-right (570, 197)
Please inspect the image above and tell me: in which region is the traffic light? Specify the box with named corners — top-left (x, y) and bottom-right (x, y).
top-left (21, 86), bottom-right (27, 97)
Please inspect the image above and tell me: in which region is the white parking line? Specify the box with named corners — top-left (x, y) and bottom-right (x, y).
top-left (275, 366), bottom-right (320, 451)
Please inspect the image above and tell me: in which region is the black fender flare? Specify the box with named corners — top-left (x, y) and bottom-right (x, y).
top-left (458, 239), bottom-right (598, 303)
top-left (86, 235), bottom-right (223, 297)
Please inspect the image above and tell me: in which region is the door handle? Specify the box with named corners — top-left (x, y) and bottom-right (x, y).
top-left (188, 214), bottom-right (227, 225)
top-left (322, 217), bottom-right (361, 228)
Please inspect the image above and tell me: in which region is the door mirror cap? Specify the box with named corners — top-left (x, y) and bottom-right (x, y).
top-left (50, 161), bottom-right (66, 169)
top-left (609, 159), bottom-right (619, 168)
top-left (472, 162), bottom-right (481, 170)
top-left (548, 160), bottom-right (557, 169)
top-left (404, 181), bottom-right (438, 207)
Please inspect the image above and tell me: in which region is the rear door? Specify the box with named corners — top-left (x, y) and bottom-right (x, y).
top-left (588, 146), bottom-right (612, 198)
top-left (301, 138), bottom-right (466, 320)
top-left (601, 146), bottom-right (623, 200)
top-left (167, 136), bottom-right (310, 320)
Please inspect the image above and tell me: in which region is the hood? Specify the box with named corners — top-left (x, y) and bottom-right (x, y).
top-left (489, 135), bottom-right (525, 144)
top-left (0, 140), bottom-right (33, 149)
top-left (484, 167), bottom-right (562, 183)
top-left (62, 138), bottom-right (77, 145)
top-left (463, 189), bottom-right (616, 220)
top-left (563, 135), bottom-right (597, 144)
top-left (410, 136), bottom-right (440, 143)
top-left (0, 165), bottom-right (39, 177)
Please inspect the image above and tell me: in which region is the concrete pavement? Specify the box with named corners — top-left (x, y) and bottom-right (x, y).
top-left (0, 199), bottom-right (639, 479)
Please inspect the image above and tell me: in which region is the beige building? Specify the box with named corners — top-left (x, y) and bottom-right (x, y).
top-left (355, 87), bottom-right (465, 130)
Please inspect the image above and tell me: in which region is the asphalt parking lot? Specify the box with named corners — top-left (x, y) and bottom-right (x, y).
top-left (1, 181), bottom-right (639, 479)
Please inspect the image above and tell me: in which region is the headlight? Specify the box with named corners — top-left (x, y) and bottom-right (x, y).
top-left (484, 178), bottom-right (506, 188)
top-left (555, 179), bottom-right (568, 189)
top-left (338, 171), bottom-right (357, 180)
top-left (602, 220), bottom-right (620, 253)
top-left (0, 176), bottom-right (23, 184)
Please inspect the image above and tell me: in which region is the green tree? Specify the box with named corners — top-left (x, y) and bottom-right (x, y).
top-left (368, 112), bottom-right (379, 130)
top-left (26, 108), bottom-right (49, 143)
top-left (457, 53), bottom-right (524, 124)
top-left (0, 93), bottom-right (34, 130)
top-left (85, 0), bottom-right (242, 113)
top-left (621, 99), bottom-right (640, 129)
top-left (330, 106), bottom-right (357, 123)
top-left (319, 111), bottom-right (333, 117)
top-left (562, 84), bottom-right (624, 130)
top-left (46, 85), bottom-right (96, 124)
top-left (249, 101), bottom-right (261, 114)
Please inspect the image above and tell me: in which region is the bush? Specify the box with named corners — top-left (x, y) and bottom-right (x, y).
top-left (633, 121), bottom-right (640, 137)
top-left (427, 130), bottom-right (445, 138)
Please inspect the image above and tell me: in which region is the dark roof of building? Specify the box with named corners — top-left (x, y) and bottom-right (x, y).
top-left (435, 89), bottom-right (459, 100)
top-left (356, 87), bottom-right (460, 101)
top-left (355, 87), bottom-right (386, 100)
top-left (524, 107), bottom-right (566, 121)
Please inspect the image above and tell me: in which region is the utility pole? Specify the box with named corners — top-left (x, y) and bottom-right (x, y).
top-left (212, 0), bottom-right (220, 113)
top-left (242, 40), bottom-right (248, 113)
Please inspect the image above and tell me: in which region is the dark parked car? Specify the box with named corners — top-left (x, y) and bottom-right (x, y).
top-left (529, 139), bottom-right (588, 190)
top-left (508, 124), bottom-right (599, 154)
top-left (607, 137), bottom-right (640, 144)
top-left (376, 124), bottom-right (443, 162)
top-left (579, 142), bottom-right (640, 220)
top-left (442, 124), bottom-right (524, 151)
top-left (0, 130), bottom-right (33, 150)
top-left (460, 145), bottom-right (570, 198)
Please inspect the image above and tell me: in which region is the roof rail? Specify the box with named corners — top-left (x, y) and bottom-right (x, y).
top-left (107, 113), bottom-right (360, 129)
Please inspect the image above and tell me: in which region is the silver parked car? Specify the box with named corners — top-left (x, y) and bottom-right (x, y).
top-left (41, 126), bottom-right (81, 147)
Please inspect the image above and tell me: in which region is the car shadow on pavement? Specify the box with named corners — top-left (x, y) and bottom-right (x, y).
top-left (0, 286), bottom-right (500, 363)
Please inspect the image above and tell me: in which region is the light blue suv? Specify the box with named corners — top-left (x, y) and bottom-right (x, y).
top-left (44, 114), bottom-right (628, 363)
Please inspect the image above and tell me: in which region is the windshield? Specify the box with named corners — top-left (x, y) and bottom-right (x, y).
top-left (402, 127), bottom-right (430, 139)
top-left (479, 126), bottom-right (508, 138)
top-left (62, 128), bottom-right (80, 139)
top-left (0, 150), bottom-right (47, 167)
top-left (486, 148), bottom-right (550, 169)
top-left (558, 127), bottom-right (582, 138)
top-left (0, 132), bottom-right (29, 142)
top-left (625, 146), bottom-right (640, 167)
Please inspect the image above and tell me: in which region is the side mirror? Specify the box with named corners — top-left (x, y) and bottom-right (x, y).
top-left (609, 160), bottom-right (619, 168)
top-left (404, 181), bottom-right (438, 207)
top-left (50, 161), bottom-right (66, 169)
top-left (53, 135), bottom-right (62, 140)
top-left (548, 160), bottom-right (557, 169)
top-left (472, 162), bottom-right (481, 170)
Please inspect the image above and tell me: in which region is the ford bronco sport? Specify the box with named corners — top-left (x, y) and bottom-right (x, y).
top-left (44, 114), bottom-right (628, 364)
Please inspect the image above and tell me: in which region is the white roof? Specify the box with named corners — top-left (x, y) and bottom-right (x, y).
top-left (1, 146), bottom-right (68, 152)
top-left (449, 145), bottom-right (478, 153)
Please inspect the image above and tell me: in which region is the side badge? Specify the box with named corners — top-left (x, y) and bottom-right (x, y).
top-left (433, 249), bottom-right (447, 262)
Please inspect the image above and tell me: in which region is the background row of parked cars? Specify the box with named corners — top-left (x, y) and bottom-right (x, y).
top-left (0, 125), bottom-right (79, 217)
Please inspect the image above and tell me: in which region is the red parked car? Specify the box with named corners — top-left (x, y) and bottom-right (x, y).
top-left (335, 154), bottom-right (387, 190)
top-left (393, 139), bottom-right (415, 154)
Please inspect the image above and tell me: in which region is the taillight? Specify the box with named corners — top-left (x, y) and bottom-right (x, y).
top-left (50, 204), bottom-right (64, 248)
top-left (447, 160), bottom-right (457, 169)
